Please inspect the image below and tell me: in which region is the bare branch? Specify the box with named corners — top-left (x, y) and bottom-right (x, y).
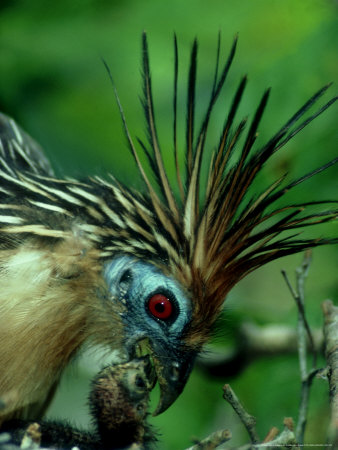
top-left (258, 427), bottom-right (297, 449)
top-left (20, 423), bottom-right (41, 450)
top-left (234, 419), bottom-right (296, 449)
top-left (262, 426), bottom-right (279, 443)
top-left (296, 251), bottom-right (317, 367)
top-left (321, 300), bottom-right (338, 446)
top-left (281, 251), bottom-right (318, 444)
top-left (185, 429), bottom-right (232, 450)
top-left (222, 384), bottom-right (260, 444)
top-left (281, 253), bottom-right (316, 369)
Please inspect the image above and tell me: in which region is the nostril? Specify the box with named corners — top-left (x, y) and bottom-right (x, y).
top-left (170, 362), bottom-right (180, 382)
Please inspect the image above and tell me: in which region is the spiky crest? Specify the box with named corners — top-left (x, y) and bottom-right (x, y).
top-left (0, 34), bottom-right (336, 345)
top-left (114, 33), bottom-right (337, 339)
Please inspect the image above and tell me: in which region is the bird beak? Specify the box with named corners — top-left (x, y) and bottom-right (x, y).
top-left (151, 348), bottom-right (196, 416)
top-left (126, 336), bottom-right (196, 415)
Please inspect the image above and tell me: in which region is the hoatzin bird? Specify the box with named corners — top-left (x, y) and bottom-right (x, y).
top-left (0, 33), bottom-right (337, 428)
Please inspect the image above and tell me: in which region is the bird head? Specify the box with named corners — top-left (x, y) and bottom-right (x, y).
top-left (103, 256), bottom-right (197, 415)
top-left (96, 32), bottom-right (337, 415)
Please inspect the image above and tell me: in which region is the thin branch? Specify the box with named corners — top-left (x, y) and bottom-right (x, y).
top-left (321, 300), bottom-right (338, 446)
top-left (296, 251), bottom-right (317, 367)
top-left (281, 251), bottom-right (318, 444)
top-left (0, 432), bottom-right (44, 450)
top-left (185, 429), bottom-right (232, 450)
top-left (240, 419), bottom-right (297, 449)
top-left (262, 426), bottom-right (279, 443)
top-left (258, 428), bottom-right (297, 449)
top-left (217, 421), bottom-right (297, 450)
top-left (20, 425), bottom-right (41, 450)
top-left (222, 384), bottom-right (260, 444)
top-left (281, 255), bottom-right (316, 367)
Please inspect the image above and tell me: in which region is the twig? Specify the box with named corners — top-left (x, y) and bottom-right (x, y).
top-left (262, 426), bottom-right (279, 443)
top-left (222, 384), bottom-right (260, 444)
top-left (258, 427), bottom-right (297, 449)
top-left (281, 253), bottom-right (316, 368)
top-left (296, 252), bottom-right (317, 367)
top-left (321, 300), bottom-right (338, 446)
top-left (20, 423), bottom-right (41, 450)
top-left (231, 419), bottom-right (297, 449)
top-left (185, 429), bottom-right (232, 450)
top-left (281, 251), bottom-right (317, 444)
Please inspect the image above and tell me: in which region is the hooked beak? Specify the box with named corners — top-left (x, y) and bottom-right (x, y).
top-left (126, 337), bottom-right (196, 415)
top-left (151, 346), bottom-right (196, 416)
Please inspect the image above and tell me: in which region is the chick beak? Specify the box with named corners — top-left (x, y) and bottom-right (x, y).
top-left (151, 351), bottom-right (195, 416)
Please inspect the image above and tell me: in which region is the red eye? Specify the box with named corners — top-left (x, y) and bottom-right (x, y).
top-left (148, 294), bottom-right (173, 320)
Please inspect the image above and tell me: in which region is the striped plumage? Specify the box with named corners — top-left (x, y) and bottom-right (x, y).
top-left (0, 33), bottom-right (337, 426)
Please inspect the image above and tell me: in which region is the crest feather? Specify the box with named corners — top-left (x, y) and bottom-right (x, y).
top-left (113, 33), bottom-right (337, 334)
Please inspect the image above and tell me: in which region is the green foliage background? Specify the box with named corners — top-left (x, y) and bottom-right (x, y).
top-left (0, 1), bottom-right (337, 448)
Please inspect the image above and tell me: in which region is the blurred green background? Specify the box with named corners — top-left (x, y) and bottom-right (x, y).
top-left (0, 0), bottom-right (337, 448)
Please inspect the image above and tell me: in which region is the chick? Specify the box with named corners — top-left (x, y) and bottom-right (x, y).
top-left (1, 356), bottom-right (156, 450)
top-left (89, 356), bottom-right (156, 449)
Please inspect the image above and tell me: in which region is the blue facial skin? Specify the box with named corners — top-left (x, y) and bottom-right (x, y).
top-left (103, 255), bottom-right (191, 353)
top-left (104, 255), bottom-right (196, 414)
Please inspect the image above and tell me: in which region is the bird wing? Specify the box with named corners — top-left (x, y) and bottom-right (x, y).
top-left (0, 113), bottom-right (54, 177)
